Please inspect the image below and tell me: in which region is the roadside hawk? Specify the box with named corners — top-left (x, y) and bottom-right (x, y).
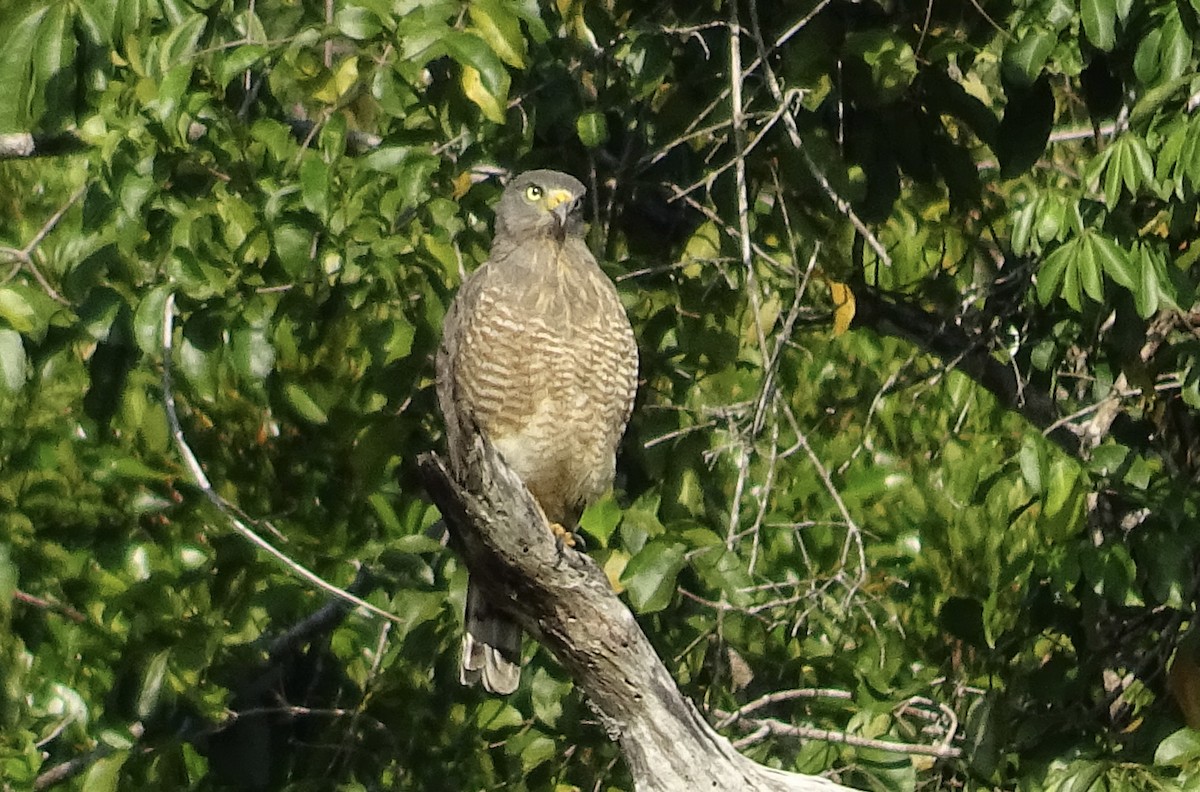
top-left (435, 170), bottom-right (639, 694)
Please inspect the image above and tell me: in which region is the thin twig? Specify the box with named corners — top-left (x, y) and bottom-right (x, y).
top-left (779, 404), bottom-right (867, 588)
top-left (0, 184), bottom-right (84, 304)
top-left (715, 711), bottom-right (962, 759)
top-left (745, 1), bottom-right (892, 268)
top-left (715, 687), bottom-right (853, 729)
top-left (13, 590), bottom-right (87, 623)
top-left (160, 292), bottom-right (403, 625)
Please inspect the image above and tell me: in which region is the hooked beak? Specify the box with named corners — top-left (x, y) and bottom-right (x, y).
top-left (545, 188), bottom-right (577, 232)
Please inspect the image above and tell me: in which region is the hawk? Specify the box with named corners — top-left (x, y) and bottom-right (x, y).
top-left (435, 170), bottom-right (639, 694)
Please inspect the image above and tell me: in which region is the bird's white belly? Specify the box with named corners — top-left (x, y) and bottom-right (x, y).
top-left (491, 394), bottom-right (614, 525)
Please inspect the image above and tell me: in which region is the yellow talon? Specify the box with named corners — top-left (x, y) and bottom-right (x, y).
top-left (550, 522), bottom-right (577, 548)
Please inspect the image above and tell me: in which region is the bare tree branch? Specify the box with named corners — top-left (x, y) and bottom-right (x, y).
top-left (714, 711), bottom-right (962, 760)
top-left (418, 436), bottom-right (860, 792)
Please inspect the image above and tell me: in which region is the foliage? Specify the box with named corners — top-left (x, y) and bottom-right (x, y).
top-left (2, 0), bottom-right (1200, 790)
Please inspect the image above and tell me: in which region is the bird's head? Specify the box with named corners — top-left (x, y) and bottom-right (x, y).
top-left (495, 170), bottom-right (586, 243)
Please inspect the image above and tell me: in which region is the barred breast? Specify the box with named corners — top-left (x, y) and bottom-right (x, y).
top-left (438, 235), bottom-right (638, 527)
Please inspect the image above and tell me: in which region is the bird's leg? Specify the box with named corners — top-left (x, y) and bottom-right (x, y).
top-left (550, 522), bottom-right (577, 549)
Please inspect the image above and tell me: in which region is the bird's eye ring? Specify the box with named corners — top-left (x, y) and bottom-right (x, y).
top-left (524, 184), bottom-right (543, 202)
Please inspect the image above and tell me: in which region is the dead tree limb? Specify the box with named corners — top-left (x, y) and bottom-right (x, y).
top-left (417, 436), bottom-right (859, 792)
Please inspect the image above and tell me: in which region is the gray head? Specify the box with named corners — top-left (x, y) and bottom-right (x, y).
top-left (494, 170), bottom-right (586, 243)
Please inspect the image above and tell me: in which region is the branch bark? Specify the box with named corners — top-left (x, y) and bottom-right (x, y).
top-left (418, 436), bottom-right (859, 792)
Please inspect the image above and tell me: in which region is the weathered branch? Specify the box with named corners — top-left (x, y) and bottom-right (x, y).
top-left (713, 710), bottom-right (961, 759)
top-left (418, 437), bottom-right (858, 792)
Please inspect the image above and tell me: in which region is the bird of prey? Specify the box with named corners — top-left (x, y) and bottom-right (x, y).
top-left (435, 170), bottom-right (639, 694)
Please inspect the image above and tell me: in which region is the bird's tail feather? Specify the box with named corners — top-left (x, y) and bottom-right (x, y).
top-left (461, 577), bottom-right (521, 694)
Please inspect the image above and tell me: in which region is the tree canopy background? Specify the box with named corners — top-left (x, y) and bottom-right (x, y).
top-left (3, 0), bottom-right (1200, 789)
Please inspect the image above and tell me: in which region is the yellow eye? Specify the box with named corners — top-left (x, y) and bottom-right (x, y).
top-left (524, 184), bottom-right (543, 202)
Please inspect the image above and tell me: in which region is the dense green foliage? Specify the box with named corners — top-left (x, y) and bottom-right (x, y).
top-left (3, 0), bottom-right (1200, 789)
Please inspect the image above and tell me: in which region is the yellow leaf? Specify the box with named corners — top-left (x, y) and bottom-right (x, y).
top-left (555, 0), bottom-right (596, 47)
top-left (461, 65), bottom-right (508, 123)
top-left (314, 57), bottom-right (359, 104)
top-left (829, 280), bottom-right (856, 336)
top-left (451, 171), bottom-right (474, 200)
top-left (469, 0), bottom-right (526, 69)
top-left (602, 550), bottom-right (629, 594)
top-left (682, 222), bottom-right (719, 277)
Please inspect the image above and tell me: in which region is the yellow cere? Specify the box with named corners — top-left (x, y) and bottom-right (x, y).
top-left (543, 188), bottom-right (573, 209)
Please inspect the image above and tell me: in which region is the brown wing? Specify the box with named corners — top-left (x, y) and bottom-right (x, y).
top-left (435, 232), bottom-right (638, 695)
top-left (436, 259), bottom-right (549, 477)
top-left (438, 236), bottom-right (636, 523)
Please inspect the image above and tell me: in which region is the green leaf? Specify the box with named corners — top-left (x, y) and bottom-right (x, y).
top-left (514, 732), bottom-right (556, 773)
top-left (1046, 453), bottom-right (1084, 516)
top-left (963, 695), bottom-right (1001, 778)
top-left (844, 30), bottom-right (918, 102)
top-left (274, 222), bottom-right (314, 279)
top-left (578, 492), bottom-right (622, 547)
top-left (1125, 136), bottom-right (1154, 192)
top-left (1158, 12), bottom-right (1193, 83)
top-left (152, 62), bottom-right (194, 128)
top-left (283, 382), bottom-right (329, 424)
top-left (0, 328), bottom-right (27, 392)
top-left (1060, 760), bottom-right (1107, 792)
top-left (0, 6), bottom-right (48, 130)
top-left (1003, 28), bottom-right (1056, 86)
top-left (576, 110), bottom-right (608, 148)
top-left (32, 2), bottom-right (75, 129)
top-left (1090, 234), bottom-right (1134, 290)
top-left (1132, 28), bottom-right (1163, 85)
top-left (299, 155), bottom-right (330, 218)
top-left (469, 0), bottom-right (527, 68)
top-left (620, 540), bottom-right (686, 613)
top-left (1010, 200), bottom-right (1037, 255)
top-left (136, 650), bottom-right (171, 720)
top-left (1101, 144), bottom-right (1123, 207)
top-left (1061, 252), bottom-right (1082, 311)
top-left (1135, 244), bottom-right (1161, 318)
top-left (362, 145), bottom-right (412, 172)
top-left (231, 322), bottom-right (275, 381)
top-left (1080, 0), bottom-right (1116, 52)
top-left (81, 751), bottom-right (129, 792)
top-left (159, 13), bottom-right (207, 72)
top-left (214, 44), bottom-right (268, 86)
top-left (1081, 544), bottom-right (1142, 606)
top-left (336, 6), bottom-right (383, 40)
top-left (510, 0), bottom-right (550, 43)
top-left (1155, 727), bottom-right (1200, 766)
top-left (443, 32), bottom-right (510, 123)
top-left (475, 697), bottom-right (524, 731)
top-left (1037, 243), bottom-right (1074, 305)
top-left (133, 285), bottom-right (172, 356)
top-left (530, 667), bottom-right (565, 728)
top-left (1077, 234), bottom-right (1104, 303)
top-left (0, 286), bottom-right (38, 334)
